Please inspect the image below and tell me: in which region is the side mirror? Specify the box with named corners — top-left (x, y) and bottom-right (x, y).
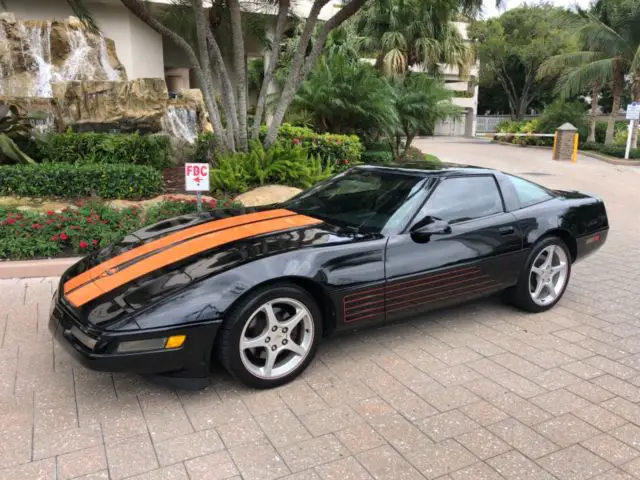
top-left (410, 216), bottom-right (451, 243)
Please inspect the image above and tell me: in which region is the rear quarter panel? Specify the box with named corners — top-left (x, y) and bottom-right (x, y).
top-left (511, 192), bottom-right (609, 260)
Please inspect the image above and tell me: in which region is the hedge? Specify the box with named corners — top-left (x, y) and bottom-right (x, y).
top-left (0, 164), bottom-right (164, 199)
top-left (258, 123), bottom-right (362, 168)
top-left (582, 142), bottom-right (640, 160)
top-left (37, 131), bottom-right (172, 170)
top-left (361, 150), bottom-right (394, 164)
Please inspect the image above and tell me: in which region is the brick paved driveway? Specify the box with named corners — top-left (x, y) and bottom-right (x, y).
top-left (2, 139), bottom-right (640, 480)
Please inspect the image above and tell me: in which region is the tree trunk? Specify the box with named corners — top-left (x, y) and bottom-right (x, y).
top-left (264, 0), bottom-right (367, 148)
top-left (191, 0), bottom-right (232, 150)
top-left (263, 0), bottom-right (328, 148)
top-left (251, 0), bottom-right (290, 139)
top-left (632, 74), bottom-right (640, 149)
top-left (120, 0), bottom-right (228, 149)
top-left (228, 0), bottom-right (248, 152)
top-left (206, 34), bottom-right (240, 148)
top-left (606, 73), bottom-right (624, 145)
top-left (588, 85), bottom-right (600, 143)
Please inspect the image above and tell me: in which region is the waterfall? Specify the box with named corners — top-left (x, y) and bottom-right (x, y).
top-left (99, 36), bottom-right (120, 81)
top-left (59, 27), bottom-right (93, 80)
top-left (31, 116), bottom-right (55, 133)
top-left (162, 106), bottom-right (198, 144)
top-left (19, 22), bottom-right (54, 97)
top-left (0, 23), bottom-right (6, 96)
top-left (5, 21), bottom-right (121, 98)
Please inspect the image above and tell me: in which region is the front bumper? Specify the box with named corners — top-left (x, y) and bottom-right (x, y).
top-left (49, 295), bottom-right (222, 378)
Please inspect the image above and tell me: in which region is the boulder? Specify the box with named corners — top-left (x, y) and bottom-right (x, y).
top-left (234, 185), bottom-right (302, 207)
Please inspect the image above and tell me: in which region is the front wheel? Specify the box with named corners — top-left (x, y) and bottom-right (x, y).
top-left (217, 284), bottom-right (322, 389)
top-left (506, 236), bottom-right (572, 313)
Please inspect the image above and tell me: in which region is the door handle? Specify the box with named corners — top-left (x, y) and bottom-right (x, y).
top-left (499, 226), bottom-right (516, 235)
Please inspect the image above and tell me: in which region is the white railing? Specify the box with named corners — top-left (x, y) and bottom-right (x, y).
top-left (476, 115), bottom-right (539, 133)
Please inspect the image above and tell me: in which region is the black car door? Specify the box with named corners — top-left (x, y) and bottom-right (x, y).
top-left (384, 174), bottom-right (525, 321)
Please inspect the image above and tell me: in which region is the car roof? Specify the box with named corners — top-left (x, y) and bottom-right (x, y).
top-left (353, 162), bottom-right (498, 177)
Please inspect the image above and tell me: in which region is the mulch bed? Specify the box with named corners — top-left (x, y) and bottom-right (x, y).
top-left (163, 166), bottom-right (190, 195)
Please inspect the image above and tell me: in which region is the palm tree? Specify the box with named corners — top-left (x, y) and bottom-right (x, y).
top-left (539, 0), bottom-right (640, 145)
top-left (354, 0), bottom-right (476, 78)
top-left (390, 73), bottom-right (459, 160)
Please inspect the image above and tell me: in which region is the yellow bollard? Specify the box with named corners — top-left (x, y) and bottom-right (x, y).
top-left (572, 133), bottom-right (579, 163)
top-left (552, 132), bottom-right (558, 160)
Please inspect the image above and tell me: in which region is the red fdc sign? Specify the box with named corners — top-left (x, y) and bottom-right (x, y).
top-left (185, 163), bottom-right (210, 191)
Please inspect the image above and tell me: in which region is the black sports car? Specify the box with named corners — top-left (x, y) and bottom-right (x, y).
top-left (49, 163), bottom-right (609, 389)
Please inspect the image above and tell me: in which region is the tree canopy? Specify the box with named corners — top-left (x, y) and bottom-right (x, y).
top-left (469, 4), bottom-right (577, 119)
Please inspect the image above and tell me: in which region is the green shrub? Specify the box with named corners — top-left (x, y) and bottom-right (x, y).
top-left (190, 132), bottom-right (217, 163)
top-left (37, 131), bottom-right (172, 170)
top-left (581, 142), bottom-right (640, 159)
top-left (594, 121), bottom-right (628, 144)
top-left (537, 100), bottom-right (589, 143)
top-left (0, 164), bottom-right (164, 199)
top-left (401, 146), bottom-right (442, 165)
top-left (211, 142), bottom-right (334, 193)
top-left (361, 150), bottom-right (394, 164)
top-left (144, 196), bottom-right (240, 225)
top-left (259, 123), bottom-right (362, 170)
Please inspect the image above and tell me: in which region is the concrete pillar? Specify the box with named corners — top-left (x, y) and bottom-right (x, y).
top-left (553, 123), bottom-right (579, 161)
top-left (464, 109), bottom-right (475, 138)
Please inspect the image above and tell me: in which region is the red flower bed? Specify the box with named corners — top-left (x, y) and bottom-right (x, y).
top-left (0, 196), bottom-right (239, 260)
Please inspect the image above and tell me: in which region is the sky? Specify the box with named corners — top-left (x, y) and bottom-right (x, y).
top-left (480, 0), bottom-right (592, 17)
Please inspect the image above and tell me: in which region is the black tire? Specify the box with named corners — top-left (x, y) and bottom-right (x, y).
top-left (505, 236), bottom-right (572, 313)
top-left (217, 283), bottom-right (323, 389)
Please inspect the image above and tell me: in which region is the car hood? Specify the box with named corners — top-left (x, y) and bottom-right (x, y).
top-left (59, 207), bottom-right (371, 327)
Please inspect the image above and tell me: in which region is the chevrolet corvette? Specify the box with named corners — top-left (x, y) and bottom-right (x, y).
top-left (49, 163), bottom-right (609, 389)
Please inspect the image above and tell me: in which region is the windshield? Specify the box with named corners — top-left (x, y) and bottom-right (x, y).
top-left (282, 169), bottom-right (428, 234)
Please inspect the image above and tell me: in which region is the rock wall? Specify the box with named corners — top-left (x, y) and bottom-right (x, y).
top-left (0, 13), bottom-right (207, 143)
top-left (0, 13), bottom-right (126, 98)
top-left (4, 80), bottom-right (207, 140)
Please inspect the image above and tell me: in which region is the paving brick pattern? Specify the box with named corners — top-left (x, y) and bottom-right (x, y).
top-left (2, 139), bottom-right (640, 479)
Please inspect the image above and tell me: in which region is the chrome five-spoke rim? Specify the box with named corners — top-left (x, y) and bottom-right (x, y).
top-left (239, 298), bottom-right (314, 380)
top-left (529, 245), bottom-right (569, 306)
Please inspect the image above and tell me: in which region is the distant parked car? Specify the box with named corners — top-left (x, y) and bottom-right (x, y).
top-left (50, 163), bottom-right (609, 389)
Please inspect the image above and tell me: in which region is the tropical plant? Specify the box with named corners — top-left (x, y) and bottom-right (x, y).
top-left (538, 0), bottom-right (640, 145)
top-left (469, 5), bottom-right (577, 120)
top-left (0, 104), bottom-right (38, 165)
top-left (290, 53), bottom-right (399, 141)
top-left (355, 0), bottom-right (476, 77)
top-left (210, 142), bottom-right (333, 193)
top-left (389, 73), bottom-right (460, 160)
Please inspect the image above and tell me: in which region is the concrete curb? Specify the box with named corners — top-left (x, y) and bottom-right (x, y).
top-left (578, 150), bottom-right (640, 166)
top-left (0, 257), bottom-right (80, 279)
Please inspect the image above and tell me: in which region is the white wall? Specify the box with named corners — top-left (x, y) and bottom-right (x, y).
top-left (4, 0), bottom-right (164, 80)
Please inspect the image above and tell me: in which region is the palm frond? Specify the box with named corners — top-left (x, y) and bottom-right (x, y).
top-left (538, 51), bottom-right (603, 79)
top-left (556, 58), bottom-right (616, 98)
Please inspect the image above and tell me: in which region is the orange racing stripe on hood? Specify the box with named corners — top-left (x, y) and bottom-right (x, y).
top-left (63, 209), bottom-right (295, 294)
top-left (65, 214), bottom-right (322, 307)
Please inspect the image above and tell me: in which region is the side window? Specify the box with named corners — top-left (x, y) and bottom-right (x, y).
top-left (418, 176), bottom-right (504, 224)
top-left (506, 174), bottom-right (552, 207)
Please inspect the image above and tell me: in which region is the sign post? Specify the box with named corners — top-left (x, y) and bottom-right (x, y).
top-left (625, 102), bottom-right (640, 160)
top-left (184, 163), bottom-right (210, 212)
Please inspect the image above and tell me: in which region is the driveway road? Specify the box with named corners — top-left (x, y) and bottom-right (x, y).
top-left (1, 138), bottom-right (640, 480)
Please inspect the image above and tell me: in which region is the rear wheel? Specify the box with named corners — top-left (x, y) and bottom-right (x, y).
top-left (217, 284), bottom-right (322, 388)
top-left (507, 236), bottom-right (571, 313)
